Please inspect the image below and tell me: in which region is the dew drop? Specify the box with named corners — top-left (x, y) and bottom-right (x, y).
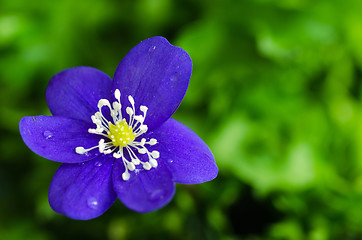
top-left (148, 45), bottom-right (156, 52)
top-left (168, 159), bottom-right (174, 164)
top-left (94, 161), bottom-right (102, 167)
top-left (87, 197), bottom-right (98, 209)
top-left (43, 131), bottom-right (53, 139)
top-left (149, 189), bottom-right (164, 202)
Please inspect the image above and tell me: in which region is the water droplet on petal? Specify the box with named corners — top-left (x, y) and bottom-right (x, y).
top-left (149, 189), bottom-right (164, 202)
top-left (87, 197), bottom-right (98, 209)
top-left (43, 131), bottom-right (53, 139)
top-left (167, 159), bottom-right (174, 164)
top-left (148, 45), bottom-right (156, 52)
top-left (94, 161), bottom-right (102, 167)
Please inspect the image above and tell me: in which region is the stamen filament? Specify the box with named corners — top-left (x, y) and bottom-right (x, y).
top-left (75, 89), bottom-right (159, 181)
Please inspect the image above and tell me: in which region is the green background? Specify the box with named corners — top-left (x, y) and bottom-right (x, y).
top-left (1, 0), bottom-right (362, 239)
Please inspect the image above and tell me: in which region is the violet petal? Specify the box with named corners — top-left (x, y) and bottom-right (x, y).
top-left (19, 116), bottom-right (100, 163)
top-left (146, 118), bottom-right (218, 184)
top-left (46, 67), bottom-right (112, 123)
top-left (48, 157), bottom-right (116, 220)
top-left (112, 36), bottom-right (192, 130)
top-left (112, 159), bottom-right (175, 213)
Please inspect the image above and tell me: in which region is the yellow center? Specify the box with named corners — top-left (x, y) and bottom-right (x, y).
top-left (108, 119), bottom-right (136, 147)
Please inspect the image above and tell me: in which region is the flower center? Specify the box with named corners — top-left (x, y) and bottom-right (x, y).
top-left (108, 120), bottom-right (135, 147)
top-left (75, 89), bottom-right (159, 181)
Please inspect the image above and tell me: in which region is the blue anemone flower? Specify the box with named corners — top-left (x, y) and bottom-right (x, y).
top-left (19, 36), bottom-right (218, 220)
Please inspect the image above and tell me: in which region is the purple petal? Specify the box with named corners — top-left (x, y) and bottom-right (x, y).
top-left (48, 157), bottom-right (116, 220)
top-left (46, 67), bottom-right (112, 123)
top-left (112, 159), bottom-right (175, 212)
top-left (146, 118), bottom-right (218, 184)
top-left (112, 36), bottom-right (192, 130)
top-left (19, 116), bottom-right (101, 163)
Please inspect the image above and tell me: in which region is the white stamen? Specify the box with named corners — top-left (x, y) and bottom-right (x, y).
top-left (122, 172), bottom-right (130, 181)
top-left (134, 115), bottom-right (144, 123)
top-left (98, 99), bottom-right (110, 109)
top-left (127, 162), bottom-right (136, 171)
top-left (143, 162), bottom-right (151, 170)
top-left (140, 105), bottom-right (148, 113)
top-left (138, 148), bottom-right (147, 154)
top-left (113, 102), bottom-right (121, 110)
top-left (126, 107), bottom-right (133, 115)
top-left (151, 150), bottom-right (160, 159)
top-left (149, 138), bottom-right (157, 145)
top-left (114, 89), bottom-right (121, 101)
top-left (104, 149), bottom-right (112, 154)
top-left (139, 125), bottom-right (148, 133)
top-left (99, 139), bottom-right (105, 153)
top-left (132, 158), bottom-right (140, 165)
top-left (128, 95), bottom-right (135, 105)
top-left (149, 158), bottom-right (158, 168)
top-left (75, 147), bottom-right (86, 154)
top-left (75, 89), bottom-right (159, 181)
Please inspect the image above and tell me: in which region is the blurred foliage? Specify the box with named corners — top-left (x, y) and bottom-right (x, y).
top-left (1, 0), bottom-right (362, 239)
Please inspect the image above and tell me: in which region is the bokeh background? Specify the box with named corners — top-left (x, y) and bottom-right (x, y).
top-left (1, 0), bottom-right (362, 239)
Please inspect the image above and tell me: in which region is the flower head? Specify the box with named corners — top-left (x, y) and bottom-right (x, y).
top-left (19, 36), bottom-right (218, 220)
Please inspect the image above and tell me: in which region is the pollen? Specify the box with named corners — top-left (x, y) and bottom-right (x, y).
top-left (108, 119), bottom-right (135, 147)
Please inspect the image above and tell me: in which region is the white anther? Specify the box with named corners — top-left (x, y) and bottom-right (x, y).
top-left (151, 151), bottom-right (160, 159)
top-left (88, 129), bottom-right (97, 134)
top-left (122, 172), bottom-right (130, 181)
top-left (149, 138), bottom-right (157, 145)
top-left (112, 102), bottom-right (121, 110)
top-left (95, 112), bottom-right (102, 118)
top-left (92, 118), bottom-right (101, 126)
top-left (114, 89), bottom-right (121, 101)
top-left (134, 115), bottom-right (144, 122)
top-left (99, 139), bottom-right (105, 153)
top-left (75, 147), bottom-right (86, 154)
top-left (143, 162), bottom-right (151, 170)
top-left (132, 158), bottom-right (140, 165)
top-left (140, 105), bottom-right (148, 112)
top-left (139, 125), bottom-right (148, 132)
top-left (127, 162), bottom-right (136, 171)
top-left (128, 95), bottom-right (135, 105)
top-left (98, 99), bottom-right (110, 109)
top-left (126, 107), bottom-right (133, 115)
top-left (91, 115), bottom-right (97, 123)
top-left (104, 149), bottom-right (112, 154)
top-left (149, 159), bottom-right (158, 168)
top-left (140, 138), bottom-right (146, 145)
top-left (138, 148), bottom-right (147, 154)
top-left (113, 152), bottom-right (121, 158)
top-left (95, 127), bottom-right (104, 133)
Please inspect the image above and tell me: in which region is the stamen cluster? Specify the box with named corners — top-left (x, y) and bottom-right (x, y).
top-left (75, 89), bottom-right (159, 180)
